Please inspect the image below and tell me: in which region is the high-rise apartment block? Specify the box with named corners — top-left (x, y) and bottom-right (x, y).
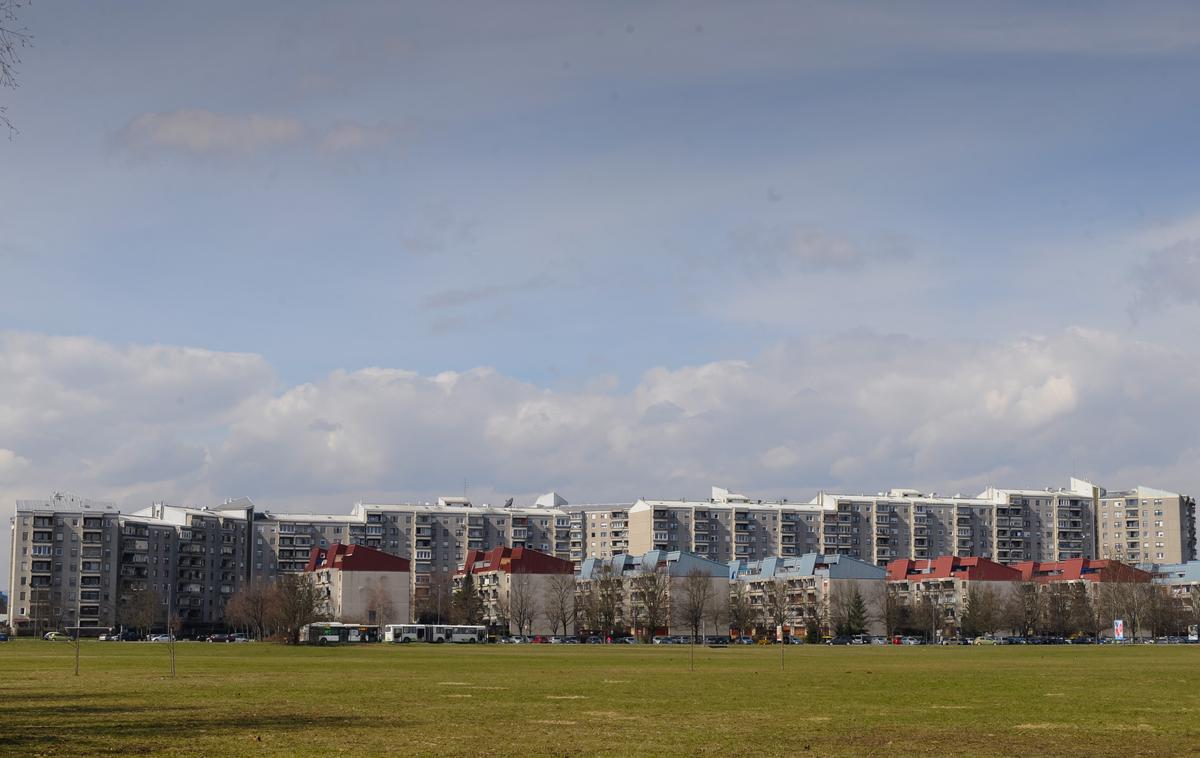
top-left (7, 477), bottom-right (1195, 636)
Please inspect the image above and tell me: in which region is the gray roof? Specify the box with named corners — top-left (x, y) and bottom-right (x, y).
top-left (731, 553), bottom-right (885, 581)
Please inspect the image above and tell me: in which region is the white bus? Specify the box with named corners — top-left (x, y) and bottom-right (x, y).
top-left (301, 622), bottom-right (378, 645)
top-left (384, 624), bottom-right (429, 643)
top-left (384, 624), bottom-right (486, 643)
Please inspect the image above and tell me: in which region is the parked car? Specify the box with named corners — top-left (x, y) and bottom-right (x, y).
top-left (733, 636), bottom-right (755, 645)
top-left (900, 636), bottom-right (924, 645)
top-left (119, 630), bottom-right (141, 642)
top-left (972, 637), bottom-right (997, 645)
top-left (207, 633), bottom-right (232, 643)
top-left (148, 634), bottom-right (175, 642)
top-left (230, 634), bottom-right (250, 643)
top-left (585, 636), bottom-right (603, 644)
top-left (43, 631), bottom-right (70, 641)
top-left (827, 636), bottom-right (853, 645)
top-left (618, 636), bottom-right (639, 644)
top-left (0, 632), bottom-right (9, 642)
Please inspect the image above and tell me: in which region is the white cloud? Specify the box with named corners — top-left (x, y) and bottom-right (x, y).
top-left (0, 449), bottom-right (32, 483)
top-left (3, 326), bottom-right (1199, 582)
top-left (118, 109), bottom-right (305, 154)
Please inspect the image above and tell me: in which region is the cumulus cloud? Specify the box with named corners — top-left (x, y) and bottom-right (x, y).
top-left (2, 327), bottom-right (1198, 544)
top-left (118, 109), bottom-right (305, 155)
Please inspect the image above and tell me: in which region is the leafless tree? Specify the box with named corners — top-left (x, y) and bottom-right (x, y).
top-left (1040, 583), bottom-right (1074, 638)
top-left (707, 587), bottom-right (729, 638)
top-left (1144, 584), bottom-right (1184, 638)
top-left (166, 609), bottom-right (182, 678)
top-left (728, 583), bottom-right (754, 638)
top-left (594, 566), bottom-right (624, 636)
top-left (675, 569), bottom-right (717, 640)
top-left (122, 587), bottom-right (162, 637)
top-left (224, 579), bottom-right (274, 639)
top-left (1003, 582), bottom-right (1041, 637)
top-left (630, 571), bottom-right (671, 641)
top-left (960, 585), bottom-right (1003, 637)
top-left (877, 585), bottom-right (906, 638)
top-left (1, 0), bottom-right (31, 136)
top-left (508, 571), bottom-right (539, 637)
top-left (543, 574), bottom-right (576, 637)
top-left (761, 578), bottom-right (791, 637)
top-left (269, 574), bottom-right (327, 644)
top-left (1106, 582), bottom-right (1153, 639)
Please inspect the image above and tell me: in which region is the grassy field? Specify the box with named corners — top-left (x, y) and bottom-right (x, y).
top-left (2, 640), bottom-right (1199, 757)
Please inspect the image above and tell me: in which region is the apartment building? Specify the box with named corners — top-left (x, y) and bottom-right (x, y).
top-left (457, 546), bottom-right (575, 635)
top-left (886, 556), bottom-right (1023, 637)
top-left (304, 543), bottom-right (411, 625)
top-left (626, 487), bottom-right (826, 564)
top-left (1152, 561), bottom-right (1200, 624)
top-left (575, 550), bottom-right (729, 637)
top-left (1094, 486), bottom-right (1196, 565)
top-left (7, 495), bottom-right (123, 635)
top-left (732, 553), bottom-right (886, 636)
top-left (563, 502), bottom-right (633, 567)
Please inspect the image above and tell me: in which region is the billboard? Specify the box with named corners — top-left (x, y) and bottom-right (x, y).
top-left (1113, 619), bottom-right (1125, 641)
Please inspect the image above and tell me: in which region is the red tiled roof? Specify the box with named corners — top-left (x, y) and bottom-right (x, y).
top-left (304, 543), bottom-right (410, 573)
top-left (886, 555), bottom-right (1021, 582)
top-left (1011, 558), bottom-right (1152, 584)
top-left (458, 546), bottom-right (574, 576)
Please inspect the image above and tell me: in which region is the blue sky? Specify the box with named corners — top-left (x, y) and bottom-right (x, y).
top-left (4, 2), bottom-right (1200, 579)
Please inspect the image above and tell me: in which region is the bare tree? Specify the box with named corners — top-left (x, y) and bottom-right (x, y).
top-left (1106, 582), bottom-right (1152, 639)
top-left (1144, 584), bottom-right (1183, 638)
top-left (507, 571), bottom-right (539, 636)
top-left (1003, 582), bottom-right (1041, 637)
top-left (269, 574), bottom-right (327, 644)
top-left (1, 0), bottom-right (31, 136)
top-left (166, 608), bottom-right (182, 678)
top-left (224, 579), bottom-right (273, 639)
top-left (543, 574), bottom-right (576, 637)
top-left (878, 585), bottom-right (907, 638)
top-left (675, 569), bottom-right (716, 640)
top-left (1040, 584), bottom-right (1074, 638)
top-left (761, 578), bottom-right (791, 638)
top-left (728, 583), bottom-right (754, 638)
top-left (594, 566), bottom-right (623, 637)
top-left (707, 588), bottom-right (729, 638)
top-left (630, 571), bottom-right (671, 641)
top-left (122, 587), bottom-right (162, 638)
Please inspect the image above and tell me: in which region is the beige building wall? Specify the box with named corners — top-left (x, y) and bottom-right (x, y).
top-left (1095, 487), bottom-right (1196, 565)
top-left (310, 569), bottom-right (411, 625)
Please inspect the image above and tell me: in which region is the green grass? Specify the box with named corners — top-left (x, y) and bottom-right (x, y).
top-left (1, 640), bottom-right (1198, 757)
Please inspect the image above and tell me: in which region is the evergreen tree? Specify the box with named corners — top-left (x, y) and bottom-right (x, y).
top-left (452, 572), bottom-right (484, 625)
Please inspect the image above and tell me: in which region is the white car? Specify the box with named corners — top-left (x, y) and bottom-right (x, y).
top-left (148, 634), bottom-right (175, 642)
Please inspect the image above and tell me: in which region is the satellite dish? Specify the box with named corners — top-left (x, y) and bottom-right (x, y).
top-left (503, 497), bottom-right (514, 508)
